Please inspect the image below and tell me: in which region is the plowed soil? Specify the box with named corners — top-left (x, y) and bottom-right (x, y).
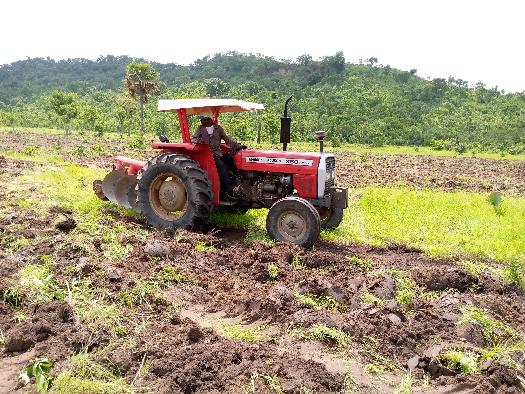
top-left (1, 136), bottom-right (525, 393)
top-left (1, 131), bottom-right (525, 194)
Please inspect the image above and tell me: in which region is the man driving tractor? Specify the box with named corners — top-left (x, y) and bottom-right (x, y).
top-left (191, 115), bottom-right (246, 195)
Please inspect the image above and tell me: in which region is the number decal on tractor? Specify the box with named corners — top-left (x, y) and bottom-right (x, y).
top-left (246, 157), bottom-right (313, 166)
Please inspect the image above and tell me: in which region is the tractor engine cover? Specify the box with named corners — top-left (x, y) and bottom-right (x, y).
top-left (235, 149), bottom-right (326, 199)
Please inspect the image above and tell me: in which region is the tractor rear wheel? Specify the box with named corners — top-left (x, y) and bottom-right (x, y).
top-left (266, 197), bottom-right (320, 248)
top-left (136, 154), bottom-right (213, 230)
top-left (317, 207), bottom-right (344, 229)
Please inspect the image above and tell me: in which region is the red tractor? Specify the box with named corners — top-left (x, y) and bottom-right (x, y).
top-left (95, 97), bottom-right (347, 247)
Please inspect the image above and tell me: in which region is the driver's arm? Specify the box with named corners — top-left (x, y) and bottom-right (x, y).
top-left (191, 126), bottom-right (203, 143)
top-left (218, 126), bottom-right (240, 149)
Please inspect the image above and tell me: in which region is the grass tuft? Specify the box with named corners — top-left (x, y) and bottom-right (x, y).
top-left (389, 269), bottom-right (420, 305)
top-left (18, 264), bottom-right (65, 304)
top-left (438, 350), bottom-right (479, 374)
top-left (360, 292), bottom-right (384, 306)
top-left (458, 305), bottom-right (517, 346)
top-left (52, 352), bottom-right (131, 394)
top-left (289, 324), bottom-right (350, 348)
top-left (220, 323), bottom-right (263, 342)
top-left (294, 292), bottom-right (338, 310)
top-left (267, 263), bottom-right (278, 280)
top-left (346, 255), bottom-right (373, 271)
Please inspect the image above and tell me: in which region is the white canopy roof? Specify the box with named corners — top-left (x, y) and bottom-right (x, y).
top-left (157, 99), bottom-right (264, 115)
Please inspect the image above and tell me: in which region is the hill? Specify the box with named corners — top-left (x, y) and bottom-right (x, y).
top-left (0, 53), bottom-right (524, 152)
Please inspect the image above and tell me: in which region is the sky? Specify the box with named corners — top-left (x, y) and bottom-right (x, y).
top-left (1, 0), bottom-right (524, 92)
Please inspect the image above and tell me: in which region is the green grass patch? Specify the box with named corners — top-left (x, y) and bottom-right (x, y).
top-left (194, 242), bottom-right (217, 252)
top-left (0, 148), bottom-right (65, 165)
top-left (51, 352), bottom-right (131, 394)
top-left (289, 324), bottom-right (350, 348)
top-left (458, 305), bottom-right (517, 346)
top-left (360, 292), bottom-right (384, 306)
top-left (267, 263), bottom-right (278, 280)
top-left (346, 255), bottom-right (373, 271)
top-left (438, 350), bottom-right (479, 374)
top-left (365, 363), bottom-right (386, 374)
top-left (7, 236), bottom-right (31, 251)
top-left (220, 323), bottom-right (264, 342)
top-left (389, 269), bottom-right (420, 305)
top-left (159, 265), bottom-right (194, 283)
top-left (69, 281), bottom-right (125, 334)
top-left (323, 186), bottom-right (525, 265)
top-left (17, 264), bottom-right (65, 304)
top-left (255, 141), bottom-right (525, 161)
top-left (294, 292), bottom-right (339, 310)
top-left (119, 280), bottom-right (160, 307)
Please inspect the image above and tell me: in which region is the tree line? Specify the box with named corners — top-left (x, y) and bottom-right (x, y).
top-left (0, 52), bottom-right (524, 153)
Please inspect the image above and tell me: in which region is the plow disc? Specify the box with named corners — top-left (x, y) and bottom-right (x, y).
top-left (96, 170), bottom-right (138, 210)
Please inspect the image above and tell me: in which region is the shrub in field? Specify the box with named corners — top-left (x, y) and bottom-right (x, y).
top-left (488, 192), bottom-right (505, 216)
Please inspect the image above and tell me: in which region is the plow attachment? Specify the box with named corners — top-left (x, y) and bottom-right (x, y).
top-left (94, 170), bottom-right (139, 210)
top-left (93, 157), bottom-right (145, 211)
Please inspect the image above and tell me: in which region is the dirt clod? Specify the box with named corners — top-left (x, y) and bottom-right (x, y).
top-left (144, 242), bottom-right (171, 257)
top-left (55, 217), bottom-right (76, 232)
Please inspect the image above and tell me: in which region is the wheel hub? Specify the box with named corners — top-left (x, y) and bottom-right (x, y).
top-left (279, 212), bottom-right (306, 240)
top-left (158, 179), bottom-right (186, 211)
top-left (149, 174), bottom-right (188, 220)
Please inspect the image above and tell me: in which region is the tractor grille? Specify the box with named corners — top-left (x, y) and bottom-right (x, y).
top-left (326, 156), bottom-right (336, 170)
top-left (325, 157), bottom-right (336, 194)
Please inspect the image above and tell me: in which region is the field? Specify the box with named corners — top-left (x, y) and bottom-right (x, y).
top-left (1, 129), bottom-right (525, 393)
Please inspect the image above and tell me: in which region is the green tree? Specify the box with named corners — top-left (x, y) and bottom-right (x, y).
top-left (124, 62), bottom-right (160, 135)
top-left (48, 90), bottom-right (79, 135)
top-left (114, 93), bottom-right (136, 136)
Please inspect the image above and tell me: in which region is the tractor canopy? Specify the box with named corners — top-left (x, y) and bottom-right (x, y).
top-left (157, 99), bottom-right (264, 115)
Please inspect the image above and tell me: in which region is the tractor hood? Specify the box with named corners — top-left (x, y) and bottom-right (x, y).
top-left (235, 149), bottom-right (328, 175)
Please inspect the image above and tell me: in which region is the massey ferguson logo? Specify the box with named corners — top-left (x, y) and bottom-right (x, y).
top-left (246, 157), bottom-right (313, 166)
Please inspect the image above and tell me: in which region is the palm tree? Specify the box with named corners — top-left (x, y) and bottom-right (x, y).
top-left (124, 62), bottom-right (160, 135)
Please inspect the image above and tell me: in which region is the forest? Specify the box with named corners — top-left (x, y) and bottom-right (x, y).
top-left (0, 52), bottom-right (524, 153)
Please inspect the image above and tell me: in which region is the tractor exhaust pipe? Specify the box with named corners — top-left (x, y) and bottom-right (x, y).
top-left (316, 130), bottom-right (326, 154)
top-left (280, 95), bottom-right (293, 151)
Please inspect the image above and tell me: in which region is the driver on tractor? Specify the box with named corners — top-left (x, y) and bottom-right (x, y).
top-left (191, 116), bottom-right (246, 195)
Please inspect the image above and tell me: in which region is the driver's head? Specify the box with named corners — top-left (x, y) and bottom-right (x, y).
top-left (200, 117), bottom-right (214, 127)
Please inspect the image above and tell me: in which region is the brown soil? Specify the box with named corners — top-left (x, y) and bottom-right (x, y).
top-left (1, 147), bottom-right (524, 392)
top-left (1, 131), bottom-right (524, 195)
top-left (337, 152), bottom-right (525, 196)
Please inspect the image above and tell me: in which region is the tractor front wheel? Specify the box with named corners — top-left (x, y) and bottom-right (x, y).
top-left (266, 197), bottom-right (320, 248)
top-left (136, 154), bottom-right (213, 229)
top-left (317, 207), bottom-right (344, 229)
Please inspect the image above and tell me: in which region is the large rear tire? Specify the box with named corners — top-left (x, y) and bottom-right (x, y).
top-left (136, 154), bottom-right (213, 229)
top-left (266, 197), bottom-right (320, 248)
top-left (317, 207), bottom-right (344, 229)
